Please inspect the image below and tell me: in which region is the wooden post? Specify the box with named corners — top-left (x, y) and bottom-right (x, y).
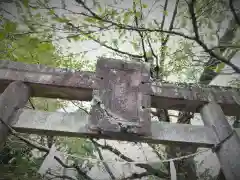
top-left (88, 58), bottom-right (151, 136)
top-left (200, 102), bottom-right (240, 180)
top-left (0, 81), bottom-right (30, 148)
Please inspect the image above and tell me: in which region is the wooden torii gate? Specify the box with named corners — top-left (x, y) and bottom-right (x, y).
top-left (0, 58), bottom-right (240, 179)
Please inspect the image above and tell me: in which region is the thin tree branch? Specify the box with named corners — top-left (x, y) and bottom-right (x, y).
top-left (210, 45), bottom-right (240, 50)
top-left (229, 0), bottom-right (240, 26)
top-left (91, 140), bottom-right (169, 179)
top-left (91, 140), bottom-right (116, 180)
top-left (47, 171), bottom-right (77, 180)
top-left (156, 0), bottom-right (169, 79)
top-left (133, 0), bottom-right (147, 61)
top-left (71, 101), bottom-right (90, 114)
top-left (188, 0), bottom-right (240, 73)
top-left (54, 156), bottom-right (93, 180)
top-left (66, 22), bottom-right (144, 59)
top-left (74, 0), bottom-right (195, 41)
top-left (164, 0), bottom-right (180, 43)
top-left (146, 36), bottom-right (158, 60)
top-left (148, 144), bottom-right (164, 160)
top-left (161, 0), bottom-right (169, 30)
top-left (28, 98), bottom-right (35, 109)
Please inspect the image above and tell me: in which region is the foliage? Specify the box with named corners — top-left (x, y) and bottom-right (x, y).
top-left (0, 2), bottom-right (95, 180)
top-left (0, 136), bottom-right (44, 180)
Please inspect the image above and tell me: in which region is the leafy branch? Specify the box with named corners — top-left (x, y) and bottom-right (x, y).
top-left (73, 0), bottom-right (240, 74)
top-left (187, 0), bottom-right (240, 73)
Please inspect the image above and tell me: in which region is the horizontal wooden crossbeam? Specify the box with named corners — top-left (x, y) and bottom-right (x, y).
top-left (0, 60), bottom-right (94, 101)
top-left (1, 60), bottom-right (240, 115)
top-left (11, 109), bottom-right (224, 147)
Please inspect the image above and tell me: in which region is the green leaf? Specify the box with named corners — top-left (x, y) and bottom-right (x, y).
top-left (84, 17), bottom-right (96, 23)
top-left (0, 32), bottom-right (5, 40)
top-left (35, 13), bottom-right (41, 18)
top-left (97, 3), bottom-right (102, 12)
top-left (163, 10), bottom-right (168, 16)
top-left (38, 43), bottom-right (53, 51)
top-left (135, 11), bottom-right (141, 18)
top-left (48, 9), bottom-right (55, 15)
top-left (123, 12), bottom-right (131, 24)
top-left (22, 0), bottom-right (29, 7)
top-left (53, 17), bottom-right (69, 23)
top-left (4, 21), bottom-right (17, 32)
top-left (146, 51), bottom-right (153, 58)
top-left (131, 41), bottom-right (139, 51)
top-left (215, 62), bottom-right (225, 73)
top-left (142, 4), bottom-right (148, 8)
top-left (70, 35), bottom-right (82, 41)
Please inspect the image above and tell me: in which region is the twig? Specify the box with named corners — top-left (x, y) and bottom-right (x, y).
top-left (67, 22), bottom-right (143, 59)
top-left (188, 0), bottom-right (240, 74)
top-left (0, 118), bottom-right (48, 152)
top-left (91, 140), bottom-right (116, 180)
top-left (160, 0), bottom-right (169, 30)
top-left (54, 156), bottom-right (93, 180)
top-left (74, 0), bottom-right (195, 41)
top-left (91, 140), bottom-right (169, 179)
top-left (146, 36), bottom-right (158, 60)
top-left (133, 1), bottom-right (147, 61)
top-left (148, 144), bottom-right (164, 160)
top-left (210, 45), bottom-right (240, 51)
top-left (28, 98), bottom-right (35, 110)
top-left (47, 171), bottom-right (77, 180)
top-left (164, 0), bottom-right (180, 43)
top-left (71, 101), bottom-right (90, 114)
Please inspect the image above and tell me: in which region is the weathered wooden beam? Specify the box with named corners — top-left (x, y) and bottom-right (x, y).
top-left (0, 60), bottom-right (94, 101)
top-left (11, 109), bottom-right (219, 147)
top-left (150, 82), bottom-right (240, 116)
top-left (1, 60), bottom-right (240, 115)
top-left (0, 81), bottom-right (30, 148)
top-left (200, 102), bottom-right (240, 180)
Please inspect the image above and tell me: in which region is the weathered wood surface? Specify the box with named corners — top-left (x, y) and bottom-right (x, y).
top-left (11, 109), bottom-right (223, 147)
top-left (0, 60), bottom-right (94, 101)
top-left (0, 81), bottom-right (30, 148)
top-left (200, 102), bottom-right (240, 180)
top-left (150, 82), bottom-right (240, 116)
top-left (88, 58), bottom-right (151, 135)
top-left (1, 60), bottom-right (240, 115)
